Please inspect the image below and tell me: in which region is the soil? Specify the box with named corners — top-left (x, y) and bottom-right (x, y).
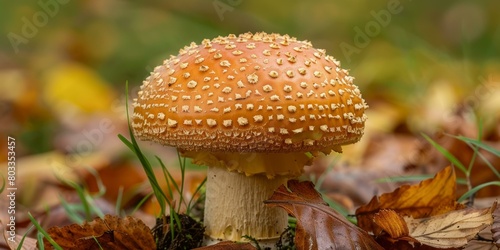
top-left (152, 214), bottom-right (205, 250)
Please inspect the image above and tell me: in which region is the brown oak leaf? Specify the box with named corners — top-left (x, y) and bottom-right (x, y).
top-left (42, 214), bottom-right (156, 250)
top-left (265, 180), bottom-right (383, 250)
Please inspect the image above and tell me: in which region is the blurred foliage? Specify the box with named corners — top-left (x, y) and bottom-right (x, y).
top-left (1, 3), bottom-right (500, 248)
top-left (0, 0), bottom-right (499, 156)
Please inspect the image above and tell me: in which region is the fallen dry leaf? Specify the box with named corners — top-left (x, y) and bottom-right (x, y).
top-left (464, 241), bottom-right (498, 250)
top-left (264, 180), bottom-right (383, 250)
top-left (371, 200), bottom-right (496, 248)
top-left (404, 202), bottom-right (496, 248)
top-left (193, 241), bottom-right (257, 250)
top-left (373, 209), bottom-right (410, 240)
top-left (491, 202), bottom-right (500, 247)
top-left (42, 62), bottom-right (117, 115)
top-left (2, 222), bottom-right (37, 250)
top-left (464, 226), bottom-right (498, 250)
top-left (42, 214), bottom-right (155, 250)
top-left (375, 238), bottom-right (460, 250)
top-left (356, 166), bottom-right (464, 235)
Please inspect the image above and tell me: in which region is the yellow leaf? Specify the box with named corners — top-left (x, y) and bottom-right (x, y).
top-left (356, 166), bottom-right (465, 235)
top-left (373, 209), bottom-right (410, 239)
top-left (42, 63), bottom-right (116, 115)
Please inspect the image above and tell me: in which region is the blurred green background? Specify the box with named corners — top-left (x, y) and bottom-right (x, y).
top-left (1, 0), bottom-right (499, 157)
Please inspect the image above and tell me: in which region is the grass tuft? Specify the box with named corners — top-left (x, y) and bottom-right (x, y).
top-left (421, 133), bottom-right (468, 174)
top-left (118, 82), bottom-right (169, 217)
top-left (422, 117), bottom-right (500, 203)
top-left (119, 82), bottom-right (207, 247)
top-left (56, 169), bottom-right (105, 223)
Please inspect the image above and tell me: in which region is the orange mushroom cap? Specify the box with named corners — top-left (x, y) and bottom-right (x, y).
top-left (132, 32), bottom-right (367, 155)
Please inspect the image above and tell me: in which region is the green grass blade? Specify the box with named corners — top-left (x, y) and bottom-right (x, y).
top-left (376, 175), bottom-right (469, 185)
top-left (476, 150), bottom-right (500, 179)
top-left (118, 134), bottom-right (165, 204)
top-left (59, 195), bottom-right (84, 224)
top-left (156, 156), bottom-right (178, 200)
top-left (16, 225), bottom-right (34, 250)
top-left (86, 193), bottom-right (105, 218)
top-left (467, 147), bottom-right (479, 178)
top-left (115, 186), bottom-right (124, 216)
top-left (156, 155), bottom-right (188, 212)
top-left (85, 167), bottom-right (107, 197)
top-left (66, 181), bottom-right (92, 220)
top-left (475, 117), bottom-right (484, 141)
top-left (422, 133), bottom-right (468, 174)
top-left (130, 192), bottom-right (153, 215)
top-left (54, 166), bottom-right (106, 220)
top-left (454, 136), bottom-right (500, 157)
top-left (54, 173), bottom-right (97, 220)
top-left (187, 177), bottom-right (206, 216)
top-left (121, 82), bottom-right (169, 216)
top-left (37, 233), bottom-right (45, 250)
top-left (117, 133), bottom-right (135, 152)
top-left (169, 207), bottom-right (176, 239)
top-left (28, 212), bottom-right (63, 250)
top-left (458, 181), bottom-right (500, 202)
top-left (452, 134), bottom-right (500, 179)
top-left (170, 207), bottom-right (182, 231)
top-left (92, 236), bottom-right (105, 250)
top-left (177, 151), bottom-right (186, 213)
top-left (321, 194), bottom-right (350, 219)
top-left (118, 133), bottom-right (170, 215)
top-left (375, 175), bottom-right (435, 183)
top-left (315, 155), bottom-right (339, 190)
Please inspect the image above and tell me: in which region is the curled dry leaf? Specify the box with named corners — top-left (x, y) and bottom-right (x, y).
top-left (264, 180), bottom-right (383, 250)
top-left (373, 209), bottom-right (410, 240)
top-left (42, 214), bottom-right (156, 250)
top-left (356, 166), bottom-right (464, 235)
top-left (404, 202), bottom-right (496, 248)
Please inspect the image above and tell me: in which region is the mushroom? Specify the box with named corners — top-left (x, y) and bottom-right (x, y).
top-left (131, 32), bottom-right (367, 247)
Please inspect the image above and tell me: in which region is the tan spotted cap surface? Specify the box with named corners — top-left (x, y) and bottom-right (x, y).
top-left (132, 32), bottom-right (367, 154)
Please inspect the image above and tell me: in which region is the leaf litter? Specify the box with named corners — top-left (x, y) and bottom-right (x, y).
top-left (41, 214), bottom-right (156, 250)
top-left (357, 166), bottom-right (497, 249)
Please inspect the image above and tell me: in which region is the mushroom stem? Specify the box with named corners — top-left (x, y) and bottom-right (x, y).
top-left (204, 166), bottom-right (288, 246)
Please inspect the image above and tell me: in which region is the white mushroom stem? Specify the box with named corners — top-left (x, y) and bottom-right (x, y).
top-left (204, 166), bottom-right (289, 246)
top-left (181, 151), bottom-right (313, 247)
